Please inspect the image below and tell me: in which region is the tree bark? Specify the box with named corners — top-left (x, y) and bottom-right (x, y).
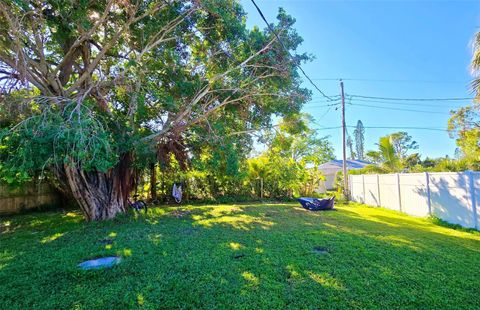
top-left (150, 163), bottom-right (157, 201)
top-left (55, 154), bottom-right (134, 221)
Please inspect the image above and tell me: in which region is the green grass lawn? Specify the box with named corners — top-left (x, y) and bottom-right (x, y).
top-left (1, 202), bottom-right (479, 309)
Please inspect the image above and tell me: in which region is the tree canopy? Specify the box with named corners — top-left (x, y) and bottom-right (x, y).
top-left (246, 114), bottom-right (334, 197)
top-left (0, 0), bottom-right (310, 220)
top-left (363, 131), bottom-right (419, 173)
top-left (446, 29), bottom-right (480, 167)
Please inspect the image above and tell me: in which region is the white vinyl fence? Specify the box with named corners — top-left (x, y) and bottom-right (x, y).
top-left (349, 172), bottom-right (480, 230)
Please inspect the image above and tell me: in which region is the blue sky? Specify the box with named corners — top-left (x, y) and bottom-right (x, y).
top-left (241, 0), bottom-right (480, 159)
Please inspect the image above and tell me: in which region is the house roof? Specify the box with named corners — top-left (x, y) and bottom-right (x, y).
top-left (318, 159), bottom-right (372, 171)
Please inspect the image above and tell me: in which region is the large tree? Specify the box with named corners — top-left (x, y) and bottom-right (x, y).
top-left (0, 1), bottom-right (309, 220)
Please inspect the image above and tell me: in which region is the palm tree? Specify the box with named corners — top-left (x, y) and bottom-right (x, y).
top-left (378, 136), bottom-right (402, 172)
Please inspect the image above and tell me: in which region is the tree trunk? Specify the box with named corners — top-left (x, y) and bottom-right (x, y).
top-left (55, 154), bottom-right (134, 221)
top-left (150, 163), bottom-right (157, 201)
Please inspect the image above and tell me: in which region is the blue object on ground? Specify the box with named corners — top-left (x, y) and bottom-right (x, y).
top-left (78, 256), bottom-right (122, 270)
top-left (298, 197), bottom-right (335, 211)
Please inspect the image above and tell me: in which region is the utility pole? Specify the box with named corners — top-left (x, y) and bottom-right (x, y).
top-left (340, 79), bottom-right (349, 199)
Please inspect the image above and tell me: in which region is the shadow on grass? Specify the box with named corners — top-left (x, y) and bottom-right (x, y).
top-left (1, 202), bottom-right (480, 308)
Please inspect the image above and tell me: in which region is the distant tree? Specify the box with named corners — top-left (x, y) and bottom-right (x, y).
top-left (365, 150), bottom-right (382, 164)
top-left (353, 120), bottom-right (365, 160)
top-left (365, 134), bottom-right (403, 172)
top-left (405, 153), bottom-right (421, 168)
top-left (378, 136), bottom-right (402, 171)
top-left (448, 105), bottom-right (480, 162)
top-left (445, 30), bottom-right (480, 165)
top-left (347, 135), bottom-right (356, 159)
top-left (270, 114), bottom-right (334, 165)
top-left (389, 132), bottom-right (418, 159)
top-left (246, 114), bottom-right (334, 197)
top-left (421, 157), bottom-right (437, 169)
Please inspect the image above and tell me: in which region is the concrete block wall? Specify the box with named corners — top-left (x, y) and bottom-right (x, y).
top-left (0, 182), bottom-right (60, 215)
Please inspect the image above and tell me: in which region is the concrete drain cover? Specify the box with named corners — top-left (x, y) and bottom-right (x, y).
top-left (78, 256), bottom-right (122, 270)
top-left (313, 246), bottom-right (329, 254)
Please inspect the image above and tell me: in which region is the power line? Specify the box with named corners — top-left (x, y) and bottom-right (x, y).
top-left (314, 126), bottom-right (342, 130)
top-left (310, 78), bottom-right (343, 81)
top-left (306, 99), bottom-right (341, 106)
top-left (312, 78), bottom-right (470, 84)
top-left (305, 102), bottom-right (341, 108)
top-left (311, 94), bottom-right (341, 98)
top-left (359, 126), bottom-right (447, 132)
top-left (308, 102), bottom-right (459, 109)
top-left (307, 96), bottom-right (341, 102)
top-left (349, 103), bottom-right (448, 114)
top-left (315, 106), bottom-right (334, 121)
top-left (313, 125), bottom-right (448, 132)
top-left (308, 99), bottom-right (462, 108)
top-left (348, 97), bottom-right (465, 108)
top-left (250, 0), bottom-right (335, 101)
top-left (308, 100), bottom-right (458, 111)
top-left (348, 94), bottom-right (474, 102)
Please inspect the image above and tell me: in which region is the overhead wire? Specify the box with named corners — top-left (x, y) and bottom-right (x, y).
top-left (348, 103), bottom-right (448, 114)
top-left (312, 78), bottom-right (470, 84)
top-left (359, 126), bottom-right (447, 132)
top-left (347, 94), bottom-right (474, 101)
top-left (315, 125), bottom-right (448, 132)
top-left (312, 125), bottom-right (448, 132)
top-left (315, 106), bottom-right (334, 121)
top-left (250, 0), bottom-right (336, 101)
top-left (346, 97), bottom-right (466, 108)
top-left (304, 102), bottom-right (341, 108)
top-left (246, 2), bottom-right (471, 136)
